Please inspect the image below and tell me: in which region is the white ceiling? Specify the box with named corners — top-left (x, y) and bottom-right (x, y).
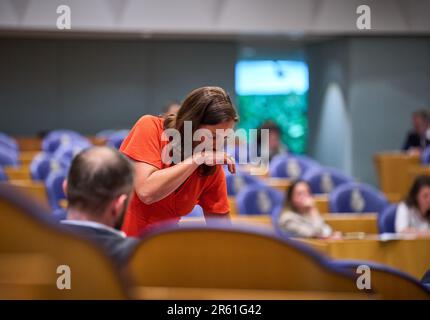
top-left (0, 0), bottom-right (429, 37)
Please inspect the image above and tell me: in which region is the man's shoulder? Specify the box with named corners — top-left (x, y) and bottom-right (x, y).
top-left (60, 222), bottom-right (139, 264)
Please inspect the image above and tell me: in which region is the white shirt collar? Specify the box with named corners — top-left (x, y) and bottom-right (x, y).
top-left (61, 220), bottom-right (126, 238)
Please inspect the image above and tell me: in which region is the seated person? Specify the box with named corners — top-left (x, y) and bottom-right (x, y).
top-left (402, 110), bottom-right (430, 153)
top-left (395, 175), bottom-right (430, 234)
top-left (61, 146), bottom-right (139, 265)
top-left (257, 121), bottom-right (287, 162)
top-left (278, 180), bottom-right (337, 238)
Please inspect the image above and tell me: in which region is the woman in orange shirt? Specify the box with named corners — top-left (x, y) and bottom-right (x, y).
top-left (120, 86), bottom-right (238, 236)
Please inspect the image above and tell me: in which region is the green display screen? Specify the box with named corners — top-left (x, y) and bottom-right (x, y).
top-left (235, 60), bottom-right (309, 154)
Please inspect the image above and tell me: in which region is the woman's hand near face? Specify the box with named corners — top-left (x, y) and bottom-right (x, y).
top-left (195, 150), bottom-right (236, 174)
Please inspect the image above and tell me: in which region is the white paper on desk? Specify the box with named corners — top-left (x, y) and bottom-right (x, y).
top-left (379, 233), bottom-right (417, 241)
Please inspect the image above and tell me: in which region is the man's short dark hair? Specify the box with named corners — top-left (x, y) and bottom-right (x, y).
top-left (66, 146), bottom-right (134, 216)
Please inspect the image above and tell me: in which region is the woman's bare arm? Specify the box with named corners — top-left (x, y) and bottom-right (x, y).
top-left (133, 151), bottom-right (235, 205)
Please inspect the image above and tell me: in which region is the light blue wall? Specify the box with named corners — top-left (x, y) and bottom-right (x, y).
top-left (307, 39), bottom-right (352, 175)
top-left (307, 37), bottom-right (430, 186)
top-left (349, 38), bottom-right (430, 185)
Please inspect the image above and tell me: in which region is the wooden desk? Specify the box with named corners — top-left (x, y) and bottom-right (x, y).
top-left (408, 165), bottom-right (430, 190)
top-left (261, 177), bottom-right (291, 192)
top-left (228, 196), bottom-right (237, 216)
top-left (18, 151), bottom-right (39, 166)
top-left (132, 286), bottom-right (375, 300)
top-left (2, 180), bottom-right (50, 209)
top-left (14, 136), bottom-right (41, 152)
top-left (238, 164), bottom-right (269, 177)
top-left (180, 213), bottom-right (378, 235)
top-left (4, 166), bottom-right (31, 180)
top-left (300, 235), bottom-right (430, 279)
top-left (59, 199), bottom-right (68, 209)
top-left (322, 213), bottom-right (378, 234)
top-left (87, 136), bottom-right (107, 146)
top-left (374, 152), bottom-right (420, 203)
top-left (315, 194), bottom-right (329, 213)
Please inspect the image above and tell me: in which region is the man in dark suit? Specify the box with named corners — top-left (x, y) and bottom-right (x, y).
top-left (402, 110), bottom-right (430, 152)
top-left (61, 146), bottom-right (138, 265)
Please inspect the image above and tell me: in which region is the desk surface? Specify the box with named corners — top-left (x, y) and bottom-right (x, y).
top-left (180, 213), bottom-right (377, 234)
top-left (298, 235), bottom-right (430, 279)
top-left (132, 286), bottom-right (375, 300)
top-left (374, 152), bottom-right (420, 202)
top-left (180, 214), bottom-right (428, 279)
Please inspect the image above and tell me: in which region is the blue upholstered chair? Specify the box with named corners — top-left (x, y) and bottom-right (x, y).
top-left (302, 167), bottom-right (353, 194)
top-left (329, 182), bottom-right (389, 214)
top-left (236, 184), bottom-right (284, 216)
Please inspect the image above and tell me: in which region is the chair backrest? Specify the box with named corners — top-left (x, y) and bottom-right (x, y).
top-left (0, 132), bottom-right (18, 151)
top-left (0, 148), bottom-right (18, 167)
top-left (329, 182), bottom-right (389, 214)
top-left (45, 170), bottom-right (67, 209)
top-left (421, 145), bottom-right (430, 165)
top-left (106, 130), bottom-right (130, 150)
top-left (0, 167), bottom-right (7, 181)
top-left (96, 129), bottom-right (116, 139)
top-left (226, 172), bottom-right (264, 196)
top-left (332, 260), bottom-right (430, 299)
top-left (378, 203), bottom-right (397, 233)
top-left (302, 167), bottom-right (353, 194)
top-left (269, 154), bottom-right (316, 179)
top-left (236, 184), bottom-right (284, 216)
top-left (185, 205), bottom-right (204, 218)
top-left (53, 141), bottom-right (91, 169)
top-left (30, 153), bottom-right (63, 181)
top-left (42, 130), bottom-right (88, 154)
top-left (0, 184), bottom-right (128, 299)
top-left (3, 180), bottom-right (50, 209)
top-left (127, 224), bottom-right (361, 295)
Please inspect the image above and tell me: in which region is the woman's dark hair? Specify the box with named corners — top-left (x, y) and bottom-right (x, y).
top-left (164, 86), bottom-right (239, 176)
top-left (405, 175), bottom-right (430, 211)
top-left (285, 179), bottom-right (312, 213)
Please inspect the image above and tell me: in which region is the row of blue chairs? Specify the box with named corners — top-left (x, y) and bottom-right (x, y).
top-left (33, 131), bottom-right (92, 213)
top-left (226, 164), bottom-right (354, 196)
top-left (223, 163), bottom-right (391, 231)
top-left (1, 182), bottom-right (428, 299)
top-left (189, 180), bottom-right (396, 234)
top-left (34, 129), bottom-right (130, 213)
top-left (233, 182), bottom-right (388, 214)
top-left (97, 129), bottom-right (129, 149)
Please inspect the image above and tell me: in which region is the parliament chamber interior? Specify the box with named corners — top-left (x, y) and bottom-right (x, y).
top-left (1, 0), bottom-right (430, 304)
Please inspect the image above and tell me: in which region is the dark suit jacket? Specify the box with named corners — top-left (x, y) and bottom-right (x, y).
top-left (402, 131), bottom-right (430, 151)
top-left (61, 223), bottom-right (139, 266)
